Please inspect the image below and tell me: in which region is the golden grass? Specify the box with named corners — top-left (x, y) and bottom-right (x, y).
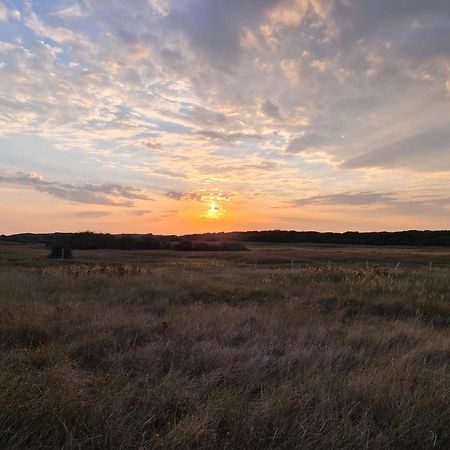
top-left (0, 243), bottom-right (449, 449)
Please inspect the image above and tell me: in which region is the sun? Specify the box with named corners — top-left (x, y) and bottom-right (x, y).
top-left (205, 200), bottom-right (221, 219)
top-left (196, 190), bottom-right (230, 220)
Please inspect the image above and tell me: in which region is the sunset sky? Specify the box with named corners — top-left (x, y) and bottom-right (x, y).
top-left (1, 0), bottom-right (449, 234)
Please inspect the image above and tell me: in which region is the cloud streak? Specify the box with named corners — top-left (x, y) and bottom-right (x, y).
top-left (292, 192), bottom-right (397, 206)
top-left (196, 130), bottom-right (264, 143)
top-left (0, 172), bottom-right (151, 207)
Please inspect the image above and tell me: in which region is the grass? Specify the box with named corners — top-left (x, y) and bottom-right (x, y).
top-left (0, 242), bottom-right (449, 449)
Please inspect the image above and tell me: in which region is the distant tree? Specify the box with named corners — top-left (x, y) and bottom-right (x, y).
top-left (4, 230), bottom-right (450, 248)
top-left (173, 240), bottom-right (194, 251)
top-left (216, 241), bottom-right (248, 251)
top-left (48, 244), bottom-right (73, 259)
top-left (193, 241), bottom-right (214, 251)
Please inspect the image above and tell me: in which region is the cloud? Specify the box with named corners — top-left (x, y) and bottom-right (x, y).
top-left (380, 199), bottom-right (450, 216)
top-left (24, 7), bottom-right (90, 46)
top-left (342, 123), bottom-right (450, 171)
top-left (148, 0), bottom-right (171, 16)
top-left (267, 0), bottom-right (335, 29)
top-left (286, 133), bottom-right (334, 153)
top-left (154, 168), bottom-right (187, 179)
top-left (0, 2), bottom-right (20, 21)
top-left (198, 160), bottom-right (279, 174)
top-left (292, 191), bottom-right (397, 206)
top-left (261, 99), bottom-right (281, 118)
top-left (196, 130), bottom-right (264, 143)
top-left (0, 172), bottom-right (151, 206)
top-left (142, 141), bottom-right (163, 150)
top-left (187, 106), bottom-right (229, 127)
top-left (131, 210), bottom-right (153, 216)
top-left (167, 0), bottom-right (278, 70)
top-left (291, 191), bottom-right (450, 218)
top-left (75, 211), bottom-right (111, 218)
top-left (281, 58), bottom-right (301, 87)
top-left (165, 189), bottom-right (235, 202)
top-left (52, 4), bottom-right (84, 19)
top-left (165, 191), bottom-right (202, 201)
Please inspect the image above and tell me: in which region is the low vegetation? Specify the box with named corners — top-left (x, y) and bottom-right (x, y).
top-left (0, 242), bottom-right (449, 449)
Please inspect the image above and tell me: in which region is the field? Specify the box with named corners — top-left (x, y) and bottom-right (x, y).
top-left (1, 241), bottom-right (449, 449)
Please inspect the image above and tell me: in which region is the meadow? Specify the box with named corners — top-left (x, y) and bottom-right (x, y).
top-left (0, 241), bottom-right (449, 449)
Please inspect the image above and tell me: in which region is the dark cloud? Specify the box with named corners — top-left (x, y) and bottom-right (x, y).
top-left (81, 183), bottom-right (149, 200)
top-left (142, 141), bottom-right (163, 150)
top-left (0, 172), bottom-right (151, 206)
top-left (165, 189), bottom-right (235, 202)
top-left (261, 99), bottom-right (281, 118)
top-left (167, 0), bottom-right (278, 70)
top-left (165, 191), bottom-right (184, 200)
top-left (165, 190), bottom-right (203, 201)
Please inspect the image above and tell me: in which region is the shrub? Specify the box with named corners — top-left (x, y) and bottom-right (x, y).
top-left (48, 244), bottom-right (73, 259)
top-left (173, 240), bottom-right (194, 251)
top-left (216, 241), bottom-right (248, 251)
top-left (193, 241), bottom-right (213, 251)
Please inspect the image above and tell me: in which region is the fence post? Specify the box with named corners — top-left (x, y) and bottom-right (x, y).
top-left (61, 248), bottom-right (64, 260)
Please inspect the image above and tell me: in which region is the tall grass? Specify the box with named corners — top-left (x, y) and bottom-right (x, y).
top-left (0, 251), bottom-right (449, 449)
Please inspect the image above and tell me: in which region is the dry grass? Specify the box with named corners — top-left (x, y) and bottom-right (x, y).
top-left (0, 243), bottom-right (449, 449)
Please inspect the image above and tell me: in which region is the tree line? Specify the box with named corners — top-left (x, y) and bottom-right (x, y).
top-left (1, 229), bottom-right (449, 249)
top-left (179, 230), bottom-right (450, 247)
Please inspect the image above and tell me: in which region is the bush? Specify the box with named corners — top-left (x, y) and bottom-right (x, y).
top-left (48, 244), bottom-right (73, 259)
top-left (173, 240), bottom-right (194, 251)
top-left (216, 241), bottom-right (249, 251)
top-left (193, 241), bottom-right (213, 251)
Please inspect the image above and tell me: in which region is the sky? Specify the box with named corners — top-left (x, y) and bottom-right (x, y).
top-left (0, 0), bottom-right (449, 234)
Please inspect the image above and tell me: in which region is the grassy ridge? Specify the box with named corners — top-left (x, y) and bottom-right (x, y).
top-left (0, 243), bottom-right (449, 449)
